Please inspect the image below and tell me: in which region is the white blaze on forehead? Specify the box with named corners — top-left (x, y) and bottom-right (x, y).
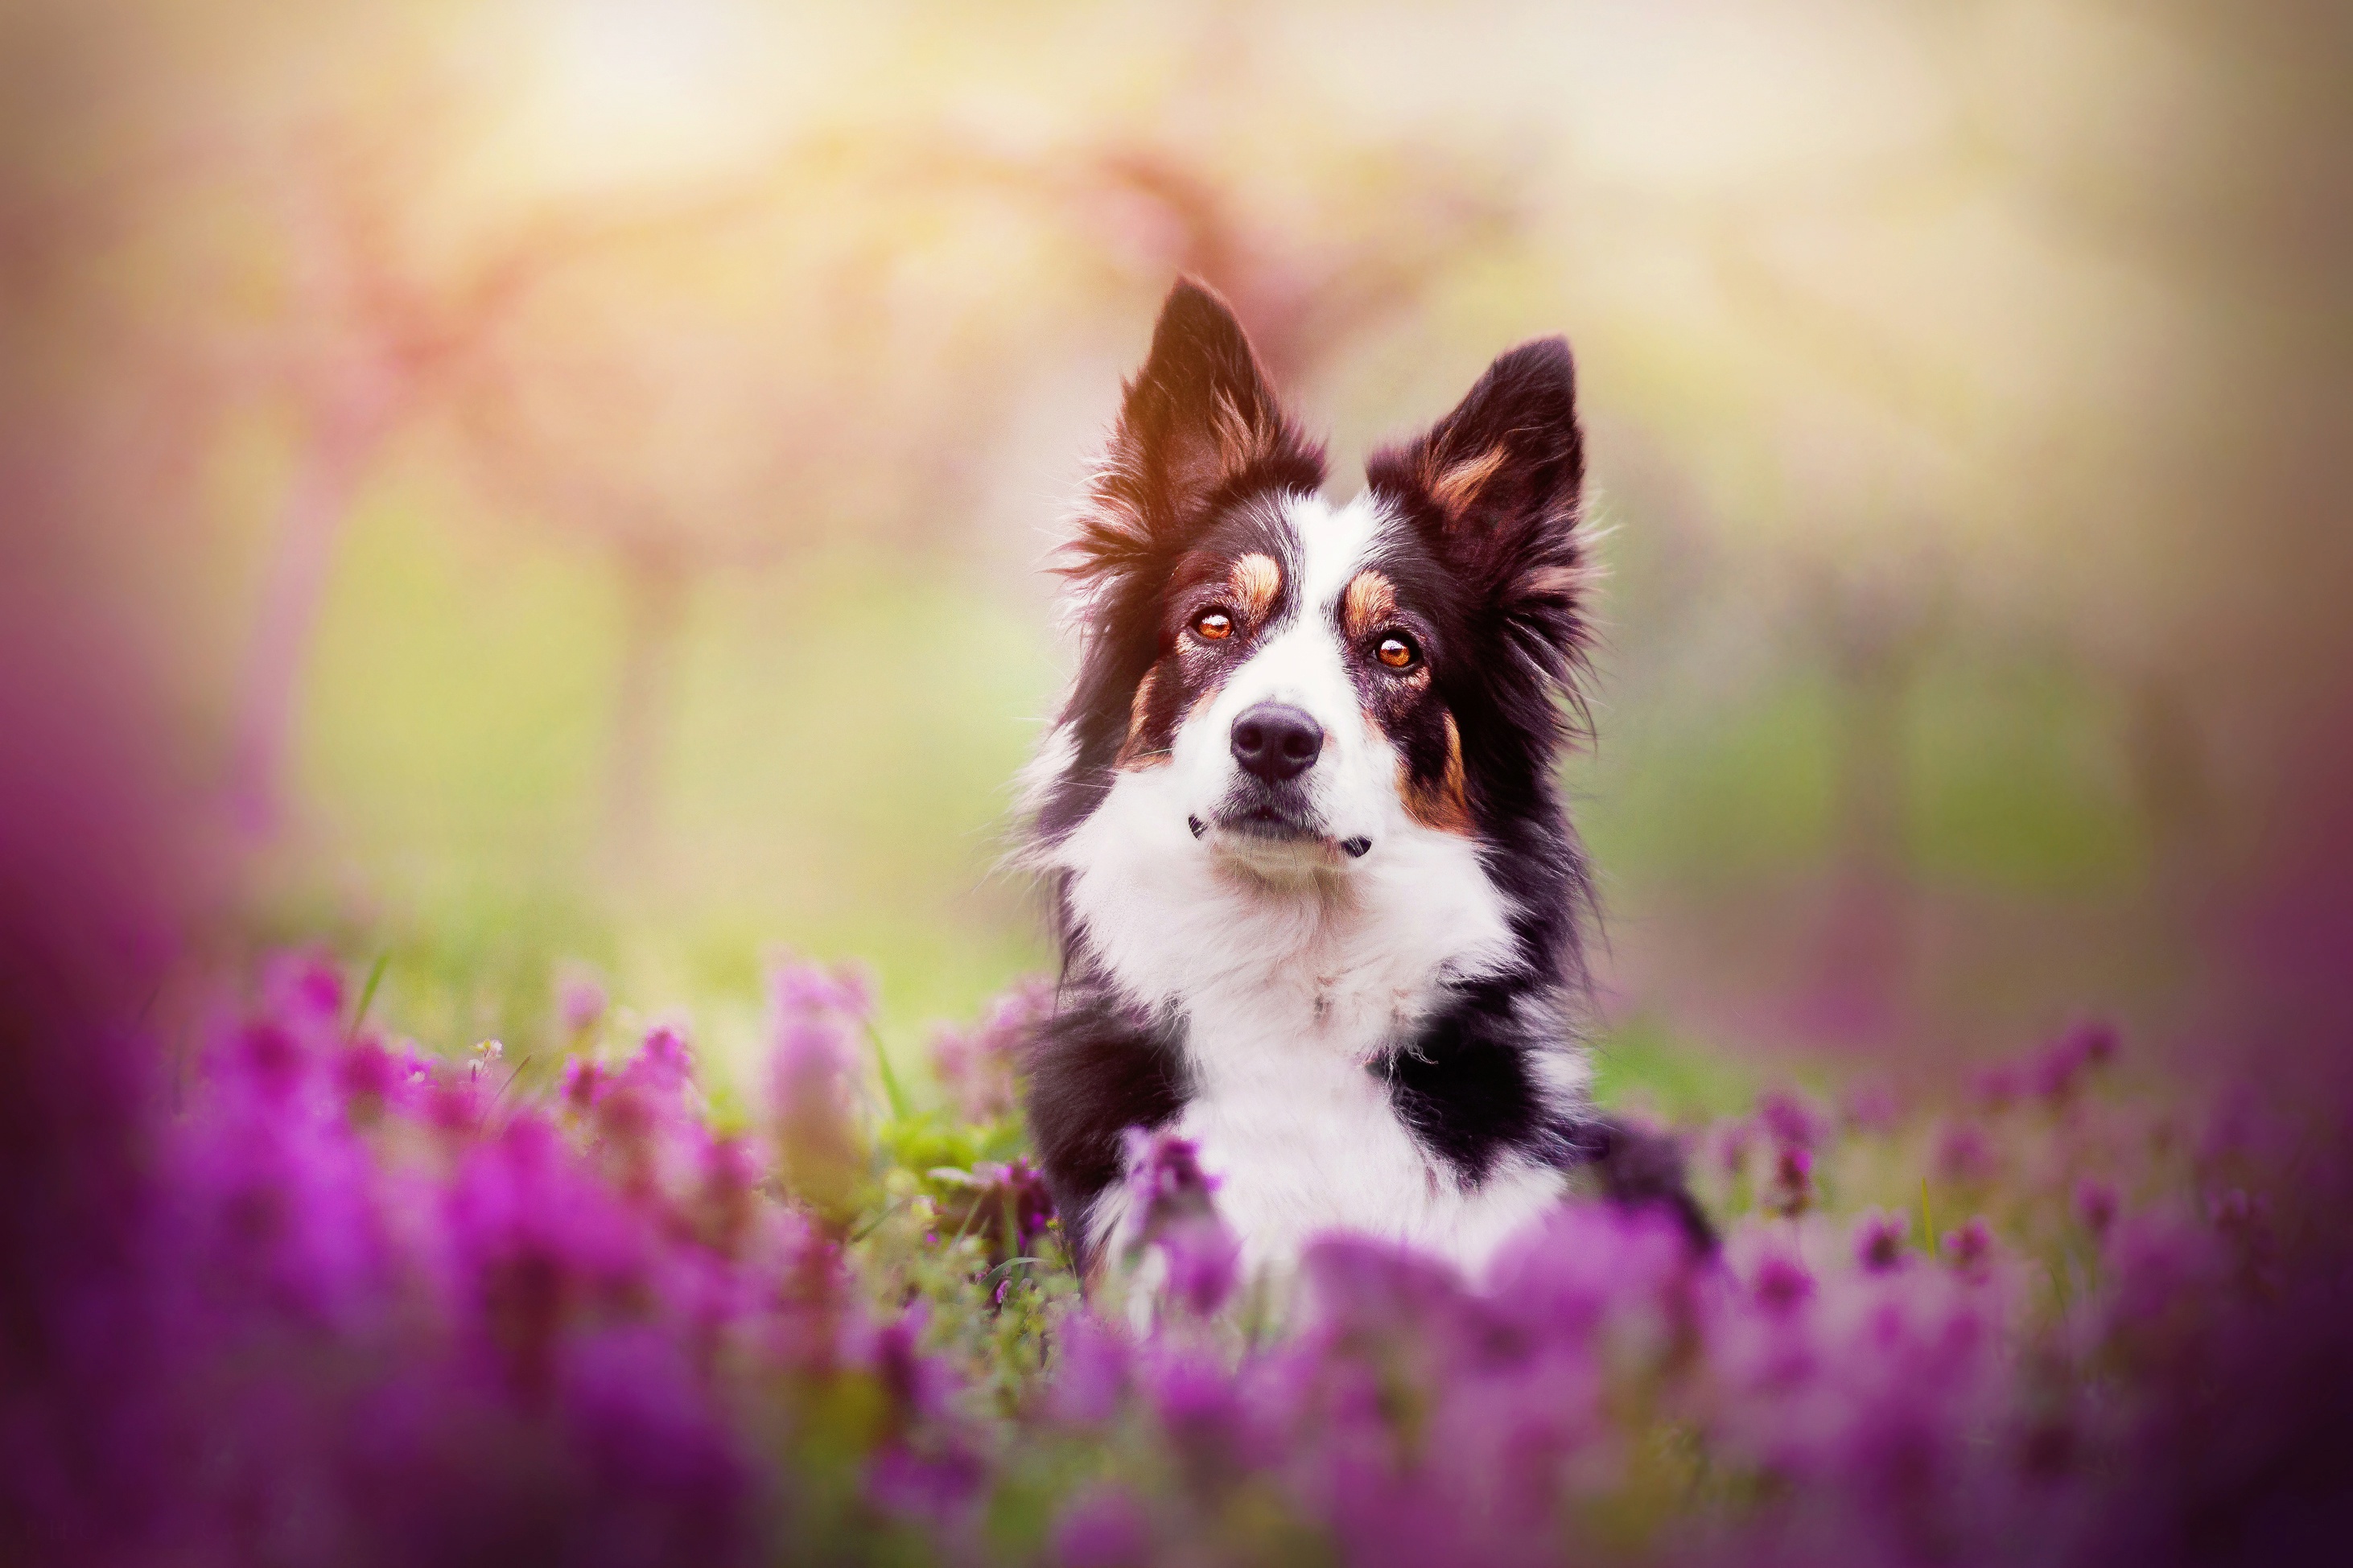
top-left (1288, 492), bottom-right (1387, 619)
top-left (1216, 493), bottom-right (1387, 721)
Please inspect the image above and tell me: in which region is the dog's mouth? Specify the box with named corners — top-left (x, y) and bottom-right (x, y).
top-left (1191, 803), bottom-right (1372, 863)
top-left (1219, 800), bottom-right (1318, 840)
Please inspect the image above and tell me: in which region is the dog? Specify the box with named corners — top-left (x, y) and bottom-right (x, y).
top-left (1020, 278), bottom-right (1709, 1285)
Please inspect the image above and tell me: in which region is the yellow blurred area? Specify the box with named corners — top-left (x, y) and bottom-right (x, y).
top-left (11, 0), bottom-right (2347, 1098)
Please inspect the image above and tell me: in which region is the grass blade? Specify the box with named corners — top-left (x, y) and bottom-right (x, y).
top-left (347, 953), bottom-right (390, 1046)
top-left (865, 1021), bottom-right (911, 1123)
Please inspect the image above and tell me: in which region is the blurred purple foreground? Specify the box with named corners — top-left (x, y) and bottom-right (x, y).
top-left (3, 623), bottom-right (2352, 1566)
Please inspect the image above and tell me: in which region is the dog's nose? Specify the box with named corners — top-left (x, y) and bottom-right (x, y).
top-left (1230, 702), bottom-right (1323, 784)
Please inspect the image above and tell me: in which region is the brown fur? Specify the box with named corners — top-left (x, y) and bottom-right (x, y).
top-left (1229, 553), bottom-right (1282, 625)
top-left (1400, 711), bottom-right (1473, 833)
top-left (1341, 569), bottom-right (1398, 641)
top-left (1117, 667), bottom-right (1165, 768)
top-left (1427, 442), bottom-right (1510, 521)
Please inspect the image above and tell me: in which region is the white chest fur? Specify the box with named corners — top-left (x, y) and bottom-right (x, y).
top-left (1058, 763), bottom-right (1578, 1278)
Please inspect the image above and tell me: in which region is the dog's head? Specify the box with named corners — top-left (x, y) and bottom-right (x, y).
top-left (1033, 279), bottom-right (1592, 928)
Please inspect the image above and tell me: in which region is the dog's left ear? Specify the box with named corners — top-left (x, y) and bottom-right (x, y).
top-left (1367, 338), bottom-right (1589, 675)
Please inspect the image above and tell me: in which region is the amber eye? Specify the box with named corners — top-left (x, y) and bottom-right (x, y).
top-left (1193, 609), bottom-right (1234, 641)
top-left (1377, 634), bottom-right (1418, 669)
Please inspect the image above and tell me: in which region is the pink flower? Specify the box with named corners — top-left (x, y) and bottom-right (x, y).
top-left (1753, 1253), bottom-right (1816, 1313)
top-left (1943, 1217), bottom-right (1995, 1279)
top-left (1855, 1208), bottom-right (1910, 1273)
top-left (930, 974), bottom-right (1053, 1125)
top-left (1764, 1145), bottom-right (1815, 1217)
top-left (1121, 1130), bottom-right (1238, 1316)
top-left (555, 965), bottom-right (608, 1035)
top-left (1758, 1089), bottom-right (1828, 1150)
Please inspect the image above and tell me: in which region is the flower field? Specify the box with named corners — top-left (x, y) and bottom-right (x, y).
top-left (10, 945), bottom-right (2347, 1567)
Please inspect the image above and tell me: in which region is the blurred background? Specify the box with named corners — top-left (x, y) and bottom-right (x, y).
top-left (8, 0), bottom-right (2347, 1109)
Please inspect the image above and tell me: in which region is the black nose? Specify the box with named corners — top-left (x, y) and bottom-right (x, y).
top-left (1230, 702), bottom-right (1324, 784)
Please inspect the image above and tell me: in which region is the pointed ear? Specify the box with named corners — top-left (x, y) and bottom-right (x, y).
top-left (1366, 337), bottom-right (1590, 670)
top-left (1064, 278), bottom-right (1324, 594)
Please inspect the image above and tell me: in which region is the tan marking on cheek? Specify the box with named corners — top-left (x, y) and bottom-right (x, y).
top-left (1229, 552), bottom-right (1281, 624)
top-left (1400, 710), bottom-right (1474, 833)
top-left (1117, 667), bottom-right (1168, 769)
top-left (1428, 442), bottom-right (1510, 519)
top-left (1341, 570), bottom-right (1397, 640)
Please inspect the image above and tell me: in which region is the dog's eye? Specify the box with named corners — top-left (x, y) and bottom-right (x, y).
top-left (1376, 634), bottom-right (1419, 669)
top-left (1193, 609), bottom-right (1235, 642)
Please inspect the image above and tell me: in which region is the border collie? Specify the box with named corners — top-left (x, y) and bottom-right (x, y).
top-left (1020, 279), bottom-right (1708, 1283)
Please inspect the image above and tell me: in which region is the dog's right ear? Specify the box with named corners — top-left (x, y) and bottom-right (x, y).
top-left (1062, 279), bottom-right (1324, 595)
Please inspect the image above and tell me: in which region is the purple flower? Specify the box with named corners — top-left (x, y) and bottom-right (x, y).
top-left (1159, 1220), bottom-right (1238, 1318)
top-left (555, 965), bottom-right (609, 1035)
top-left (560, 1057), bottom-right (609, 1113)
top-left (1854, 1209), bottom-right (1910, 1273)
top-left (216, 1019), bottom-right (312, 1105)
top-left (1142, 1347), bottom-right (1254, 1489)
top-left (1119, 1129), bottom-right (1240, 1315)
top-left (261, 948), bottom-right (346, 1029)
top-left (934, 1156), bottom-right (1060, 1269)
top-left (1752, 1252), bottom-right (1818, 1314)
top-left (1758, 1089), bottom-right (1828, 1150)
top-left (770, 957), bottom-right (876, 1026)
top-left (859, 1313), bottom-right (987, 1517)
top-left (2031, 1020), bottom-right (2119, 1104)
top-left (1943, 1217), bottom-right (1994, 1279)
top-left (556, 1326), bottom-right (755, 1553)
top-left (975, 1156), bottom-right (1057, 1253)
top-left (1049, 1311), bottom-right (1134, 1425)
top-left (1764, 1145), bottom-right (1815, 1217)
top-left (616, 1023), bottom-right (694, 1101)
top-left (40, 919), bottom-right (2353, 1568)
top-left (932, 974), bottom-right (1053, 1124)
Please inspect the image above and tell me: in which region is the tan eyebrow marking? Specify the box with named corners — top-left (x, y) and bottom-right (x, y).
top-left (1228, 552), bottom-right (1281, 624)
top-left (1401, 710), bottom-right (1473, 834)
top-left (1428, 442), bottom-right (1510, 519)
top-left (1341, 570), bottom-right (1397, 641)
top-left (1117, 666), bottom-right (1169, 768)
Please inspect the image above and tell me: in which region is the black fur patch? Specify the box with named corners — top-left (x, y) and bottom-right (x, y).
top-left (1377, 980), bottom-right (1556, 1185)
top-left (1569, 1115), bottom-right (1720, 1253)
top-left (1021, 980), bottom-right (1191, 1274)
